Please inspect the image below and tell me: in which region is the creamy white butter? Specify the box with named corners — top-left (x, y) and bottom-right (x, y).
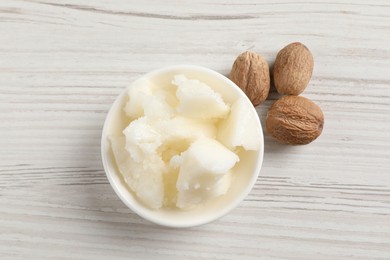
top-left (110, 75), bottom-right (260, 209)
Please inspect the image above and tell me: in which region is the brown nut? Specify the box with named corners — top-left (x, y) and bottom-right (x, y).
top-left (266, 96), bottom-right (324, 145)
top-left (273, 42), bottom-right (314, 95)
top-left (229, 51), bottom-right (270, 106)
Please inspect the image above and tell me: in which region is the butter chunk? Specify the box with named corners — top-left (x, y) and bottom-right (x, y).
top-left (172, 75), bottom-right (230, 119)
top-left (124, 78), bottom-right (178, 120)
top-left (176, 172), bottom-right (232, 209)
top-left (109, 135), bottom-right (164, 209)
top-left (123, 117), bottom-right (162, 163)
top-left (173, 137), bottom-right (239, 209)
top-left (158, 116), bottom-right (217, 142)
top-left (217, 97), bottom-right (261, 151)
top-left (123, 78), bottom-right (154, 119)
top-left (143, 90), bottom-right (176, 119)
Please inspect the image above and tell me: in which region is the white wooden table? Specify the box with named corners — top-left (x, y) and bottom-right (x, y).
top-left (1, 1), bottom-right (390, 259)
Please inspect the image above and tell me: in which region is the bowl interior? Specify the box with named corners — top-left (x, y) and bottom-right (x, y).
top-left (101, 65), bottom-right (264, 227)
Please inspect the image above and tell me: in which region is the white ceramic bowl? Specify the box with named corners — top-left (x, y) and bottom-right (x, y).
top-left (101, 65), bottom-right (264, 228)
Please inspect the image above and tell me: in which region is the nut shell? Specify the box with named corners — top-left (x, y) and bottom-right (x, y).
top-left (266, 96), bottom-right (324, 145)
top-left (229, 51), bottom-right (270, 106)
top-left (273, 42), bottom-right (314, 95)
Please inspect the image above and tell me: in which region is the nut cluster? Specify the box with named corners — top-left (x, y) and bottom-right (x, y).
top-left (229, 42), bottom-right (324, 145)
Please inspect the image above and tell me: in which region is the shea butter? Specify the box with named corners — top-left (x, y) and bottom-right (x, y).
top-left (110, 75), bottom-right (261, 209)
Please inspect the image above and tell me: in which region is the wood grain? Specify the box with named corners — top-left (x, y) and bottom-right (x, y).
top-left (1, 0), bottom-right (390, 259)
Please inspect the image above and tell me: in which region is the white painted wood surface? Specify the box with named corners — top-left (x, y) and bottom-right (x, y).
top-left (1, 0), bottom-right (390, 259)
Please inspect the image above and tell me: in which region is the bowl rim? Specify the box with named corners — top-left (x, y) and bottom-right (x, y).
top-left (101, 64), bottom-right (264, 228)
